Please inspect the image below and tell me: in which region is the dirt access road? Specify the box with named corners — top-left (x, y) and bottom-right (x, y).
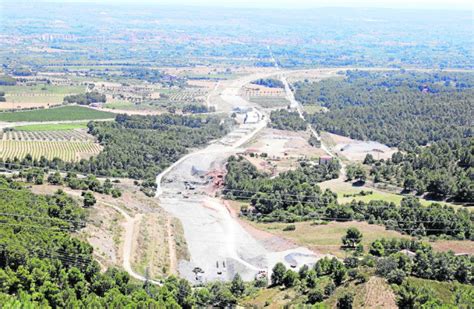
top-left (156, 72), bottom-right (327, 284)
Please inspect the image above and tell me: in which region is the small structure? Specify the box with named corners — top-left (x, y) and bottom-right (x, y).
top-left (232, 106), bottom-right (252, 114)
top-left (399, 249), bottom-right (416, 259)
top-left (319, 156), bottom-right (332, 165)
top-left (244, 111), bottom-right (260, 124)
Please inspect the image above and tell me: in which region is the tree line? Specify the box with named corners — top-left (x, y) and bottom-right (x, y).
top-left (251, 78), bottom-right (284, 88)
top-left (224, 155), bottom-right (340, 222)
top-left (63, 91), bottom-right (106, 105)
top-left (0, 75), bottom-right (16, 86)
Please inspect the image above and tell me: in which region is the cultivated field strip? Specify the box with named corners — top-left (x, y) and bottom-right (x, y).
top-left (0, 140), bottom-right (101, 161)
top-left (1, 130), bottom-right (95, 142)
top-left (165, 89), bottom-right (207, 102)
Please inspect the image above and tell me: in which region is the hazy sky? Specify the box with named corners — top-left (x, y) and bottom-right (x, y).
top-left (27, 0), bottom-right (474, 10)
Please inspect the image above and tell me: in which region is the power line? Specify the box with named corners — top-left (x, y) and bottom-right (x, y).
top-left (0, 160), bottom-right (463, 210)
top-left (0, 212), bottom-right (85, 226)
top-left (0, 222), bottom-right (72, 232)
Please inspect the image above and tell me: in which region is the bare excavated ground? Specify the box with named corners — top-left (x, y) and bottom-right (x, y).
top-left (240, 128), bottom-right (327, 175)
top-left (158, 144), bottom-right (326, 284)
top-left (225, 200), bottom-right (297, 252)
top-left (322, 132), bottom-right (398, 162)
top-left (30, 182), bottom-right (187, 279)
top-left (285, 68), bottom-right (343, 83)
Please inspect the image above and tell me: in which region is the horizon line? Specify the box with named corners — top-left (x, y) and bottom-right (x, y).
top-left (4, 1), bottom-right (473, 12)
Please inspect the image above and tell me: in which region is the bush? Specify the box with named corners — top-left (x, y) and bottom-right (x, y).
top-left (283, 270), bottom-right (298, 287)
top-left (337, 292), bottom-right (354, 309)
top-left (283, 224), bottom-right (296, 231)
top-left (324, 281), bottom-right (336, 297)
top-left (271, 262), bottom-right (286, 286)
top-left (386, 269), bottom-right (406, 285)
top-left (254, 277), bottom-right (268, 288)
top-left (307, 287), bottom-right (325, 304)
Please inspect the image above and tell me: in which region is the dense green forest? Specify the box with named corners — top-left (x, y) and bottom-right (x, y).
top-left (224, 157), bottom-right (472, 239)
top-left (365, 138), bottom-right (473, 202)
top-left (1, 114), bottom-right (230, 195)
top-left (294, 71), bottom-right (473, 149)
top-left (269, 109), bottom-right (307, 131)
top-left (63, 91), bottom-right (106, 105)
top-left (251, 78), bottom-right (284, 88)
top-left (224, 155), bottom-right (340, 221)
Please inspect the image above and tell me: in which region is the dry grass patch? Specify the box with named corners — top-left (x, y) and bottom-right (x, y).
top-left (240, 287), bottom-right (302, 309)
top-left (324, 274), bottom-right (397, 309)
top-left (132, 213), bottom-right (171, 279)
top-left (430, 240), bottom-right (474, 255)
top-left (248, 220), bottom-right (409, 258)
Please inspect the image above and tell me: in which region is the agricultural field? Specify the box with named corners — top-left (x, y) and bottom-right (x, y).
top-left (0, 106), bottom-right (115, 122)
top-left (0, 128), bottom-right (101, 161)
top-left (104, 101), bottom-right (136, 110)
top-left (0, 84), bottom-right (84, 110)
top-left (162, 88), bottom-right (207, 102)
top-left (103, 87), bottom-right (208, 112)
top-left (249, 96), bottom-right (290, 108)
top-left (14, 122), bottom-right (89, 131)
top-left (0, 140), bottom-right (101, 161)
top-left (1, 129), bottom-right (94, 142)
top-left (244, 216), bottom-right (410, 258)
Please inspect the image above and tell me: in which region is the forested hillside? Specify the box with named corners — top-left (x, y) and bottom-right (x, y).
top-left (3, 173), bottom-right (470, 308)
top-left (294, 71), bottom-right (473, 149)
top-left (366, 138), bottom-right (473, 202)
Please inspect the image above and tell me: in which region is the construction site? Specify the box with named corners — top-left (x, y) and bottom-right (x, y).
top-left (156, 72), bottom-right (328, 284)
